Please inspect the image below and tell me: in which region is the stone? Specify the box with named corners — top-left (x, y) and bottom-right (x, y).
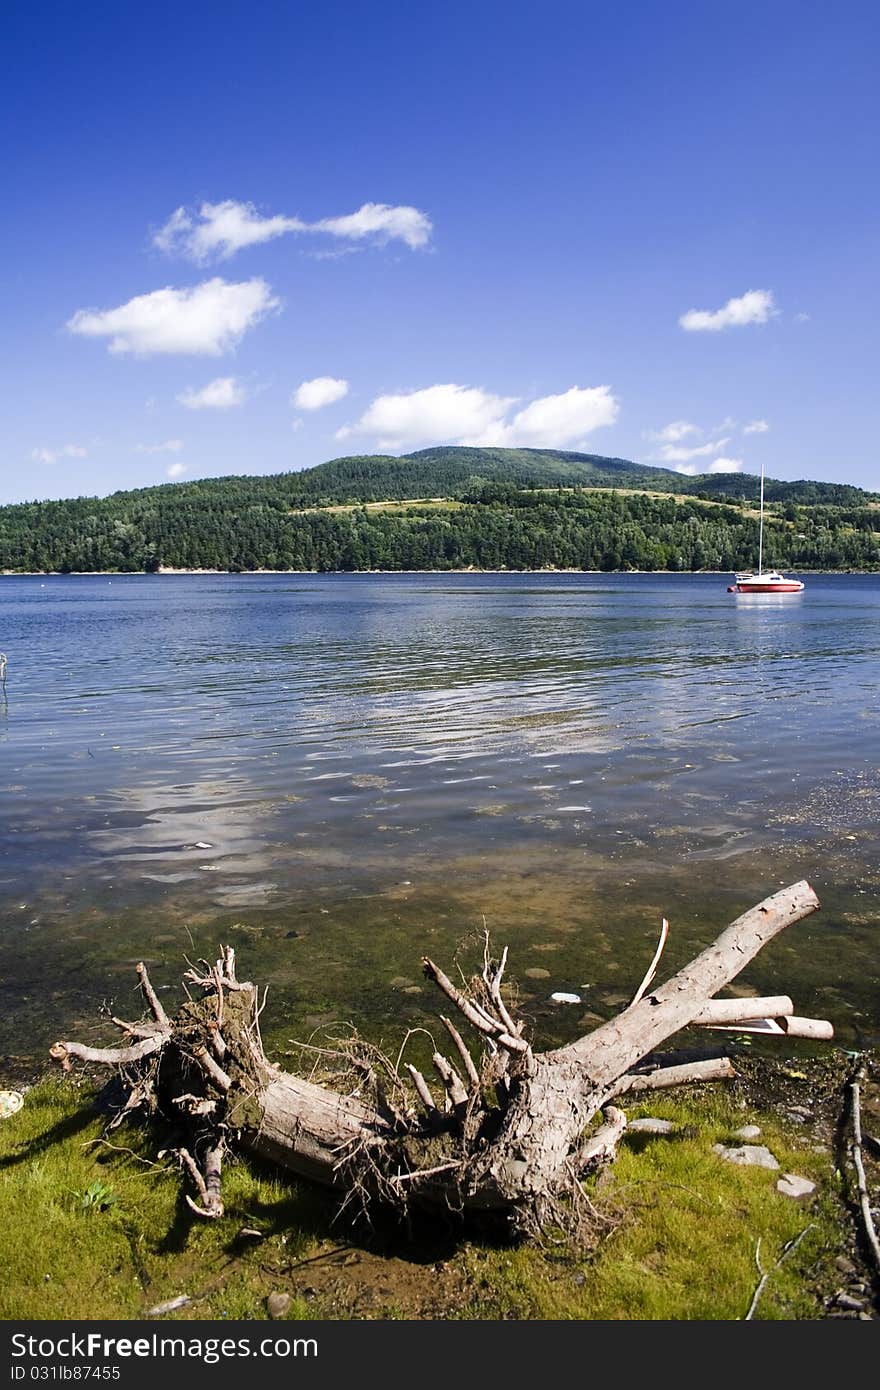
top-left (628, 1118), bottom-right (675, 1135)
top-left (712, 1143), bottom-right (780, 1170)
top-left (267, 1292), bottom-right (291, 1319)
top-left (835, 1293), bottom-right (866, 1311)
top-left (784, 1106), bottom-right (812, 1122)
top-left (776, 1173), bottom-right (816, 1199)
top-left (524, 967), bottom-right (551, 980)
top-left (732, 1124), bottom-right (761, 1140)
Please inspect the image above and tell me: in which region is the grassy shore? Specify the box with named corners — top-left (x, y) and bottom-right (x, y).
top-left (1, 1053), bottom-right (874, 1321)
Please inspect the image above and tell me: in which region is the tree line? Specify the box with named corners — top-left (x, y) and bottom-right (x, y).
top-left (1, 478), bottom-right (877, 574)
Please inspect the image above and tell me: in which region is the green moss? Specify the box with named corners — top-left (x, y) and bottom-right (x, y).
top-left (0, 1074), bottom-right (850, 1321)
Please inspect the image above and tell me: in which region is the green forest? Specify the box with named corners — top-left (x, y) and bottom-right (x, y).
top-left (1, 447), bottom-right (878, 573)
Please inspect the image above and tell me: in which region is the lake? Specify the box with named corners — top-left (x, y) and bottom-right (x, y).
top-left (1, 571), bottom-right (878, 1065)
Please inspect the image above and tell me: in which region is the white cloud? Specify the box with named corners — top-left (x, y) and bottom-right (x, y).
top-left (31, 444), bottom-right (87, 464)
top-left (339, 382), bottom-right (618, 451)
top-left (293, 376), bottom-right (349, 411)
top-left (672, 463), bottom-right (698, 476)
top-left (310, 203), bottom-right (431, 250)
top-left (743, 419), bottom-right (769, 434)
top-left (679, 289), bottom-right (778, 332)
top-left (154, 203), bottom-right (299, 262)
top-left (166, 462), bottom-right (187, 479)
top-left (708, 457), bottom-right (744, 473)
top-left (133, 439), bottom-right (183, 454)
top-left (154, 199), bottom-right (432, 263)
top-left (468, 385), bottom-right (619, 448)
top-left (67, 278), bottom-right (279, 356)
top-left (338, 383), bottom-right (516, 449)
top-left (794, 311), bottom-right (811, 324)
top-left (656, 437), bottom-right (730, 463)
top-left (177, 376), bottom-right (245, 410)
top-left (646, 420), bottom-right (700, 443)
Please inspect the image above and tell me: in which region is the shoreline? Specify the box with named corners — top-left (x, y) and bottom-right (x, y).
top-left (2, 566), bottom-right (876, 579)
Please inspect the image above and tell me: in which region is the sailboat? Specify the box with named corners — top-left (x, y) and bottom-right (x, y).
top-left (727, 461), bottom-right (804, 594)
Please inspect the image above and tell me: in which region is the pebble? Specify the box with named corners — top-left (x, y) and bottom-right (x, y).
top-left (712, 1143), bottom-right (780, 1170)
top-left (524, 967), bottom-right (551, 980)
top-left (776, 1173), bottom-right (816, 1199)
top-left (628, 1118), bottom-right (675, 1135)
top-left (267, 1292), bottom-right (291, 1319)
top-left (732, 1124), bottom-right (761, 1140)
top-left (835, 1293), bottom-right (866, 1311)
top-left (784, 1106), bottom-right (812, 1122)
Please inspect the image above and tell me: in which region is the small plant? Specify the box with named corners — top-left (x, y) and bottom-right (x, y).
top-left (73, 1180), bottom-right (119, 1214)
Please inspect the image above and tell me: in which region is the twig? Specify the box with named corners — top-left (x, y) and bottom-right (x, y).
top-left (440, 1015), bottom-right (481, 1094)
top-left (628, 917), bottom-right (669, 1009)
top-left (405, 1062), bottom-right (440, 1117)
top-left (850, 1063), bottom-right (880, 1274)
top-left (390, 1159), bottom-right (462, 1187)
top-left (136, 962), bottom-right (170, 1028)
top-left (744, 1225), bottom-right (813, 1319)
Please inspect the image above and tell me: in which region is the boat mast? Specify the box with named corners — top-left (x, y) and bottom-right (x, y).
top-left (758, 459), bottom-right (765, 574)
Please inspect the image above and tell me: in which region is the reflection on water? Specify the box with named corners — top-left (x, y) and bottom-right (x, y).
top-left (0, 572), bottom-right (878, 1058)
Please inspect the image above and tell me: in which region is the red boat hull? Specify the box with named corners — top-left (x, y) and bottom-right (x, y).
top-left (729, 581), bottom-right (804, 593)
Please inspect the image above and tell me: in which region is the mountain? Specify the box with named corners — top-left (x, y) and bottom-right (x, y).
top-left (235, 446), bottom-right (872, 508)
top-left (0, 447), bottom-right (876, 574)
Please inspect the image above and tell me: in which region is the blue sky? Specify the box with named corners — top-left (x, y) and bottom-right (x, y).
top-left (2, 0), bottom-right (878, 505)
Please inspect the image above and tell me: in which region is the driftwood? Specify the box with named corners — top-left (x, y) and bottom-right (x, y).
top-left (50, 881), bottom-right (832, 1235)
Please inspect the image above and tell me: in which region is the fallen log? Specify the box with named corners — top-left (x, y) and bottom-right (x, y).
top-left (50, 882), bottom-right (831, 1236)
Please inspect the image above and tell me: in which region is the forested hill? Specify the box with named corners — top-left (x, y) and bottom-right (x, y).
top-left (0, 446), bottom-right (877, 573)
top-left (154, 445), bottom-right (870, 508)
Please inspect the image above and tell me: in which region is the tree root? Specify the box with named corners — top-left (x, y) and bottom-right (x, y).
top-left (50, 880), bottom-right (830, 1239)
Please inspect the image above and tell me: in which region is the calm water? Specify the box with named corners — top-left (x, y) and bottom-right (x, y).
top-left (1, 572), bottom-right (878, 1061)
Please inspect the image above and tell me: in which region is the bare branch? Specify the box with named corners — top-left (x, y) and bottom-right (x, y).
top-left (691, 996), bottom-right (794, 1025)
top-left (850, 1063), bottom-right (880, 1275)
top-left (561, 881), bottom-right (820, 1080)
top-left (50, 1037), bottom-right (161, 1071)
top-left (611, 1057), bottom-right (736, 1096)
top-left (439, 1015), bottom-right (481, 1094)
top-left (423, 957), bottom-right (529, 1055)
top-left (405, 1063), bottom-right (440, 1117)
top-left (192, 1044), bottom-right (232, 1093)
top-left (136, 962), bottom-right (170, 1028)
top-left (628, 917), bottom-right (669, 1009)
top-left (431, 1051), bottom-right (469, 1109)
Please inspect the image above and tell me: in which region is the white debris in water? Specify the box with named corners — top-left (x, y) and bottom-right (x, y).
top-left (556, 805), bottom-right (592, 813)
top-left (549, 991), bottom-right (581, 1005)
top-left (195, 841), bottom-right (212, 849)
